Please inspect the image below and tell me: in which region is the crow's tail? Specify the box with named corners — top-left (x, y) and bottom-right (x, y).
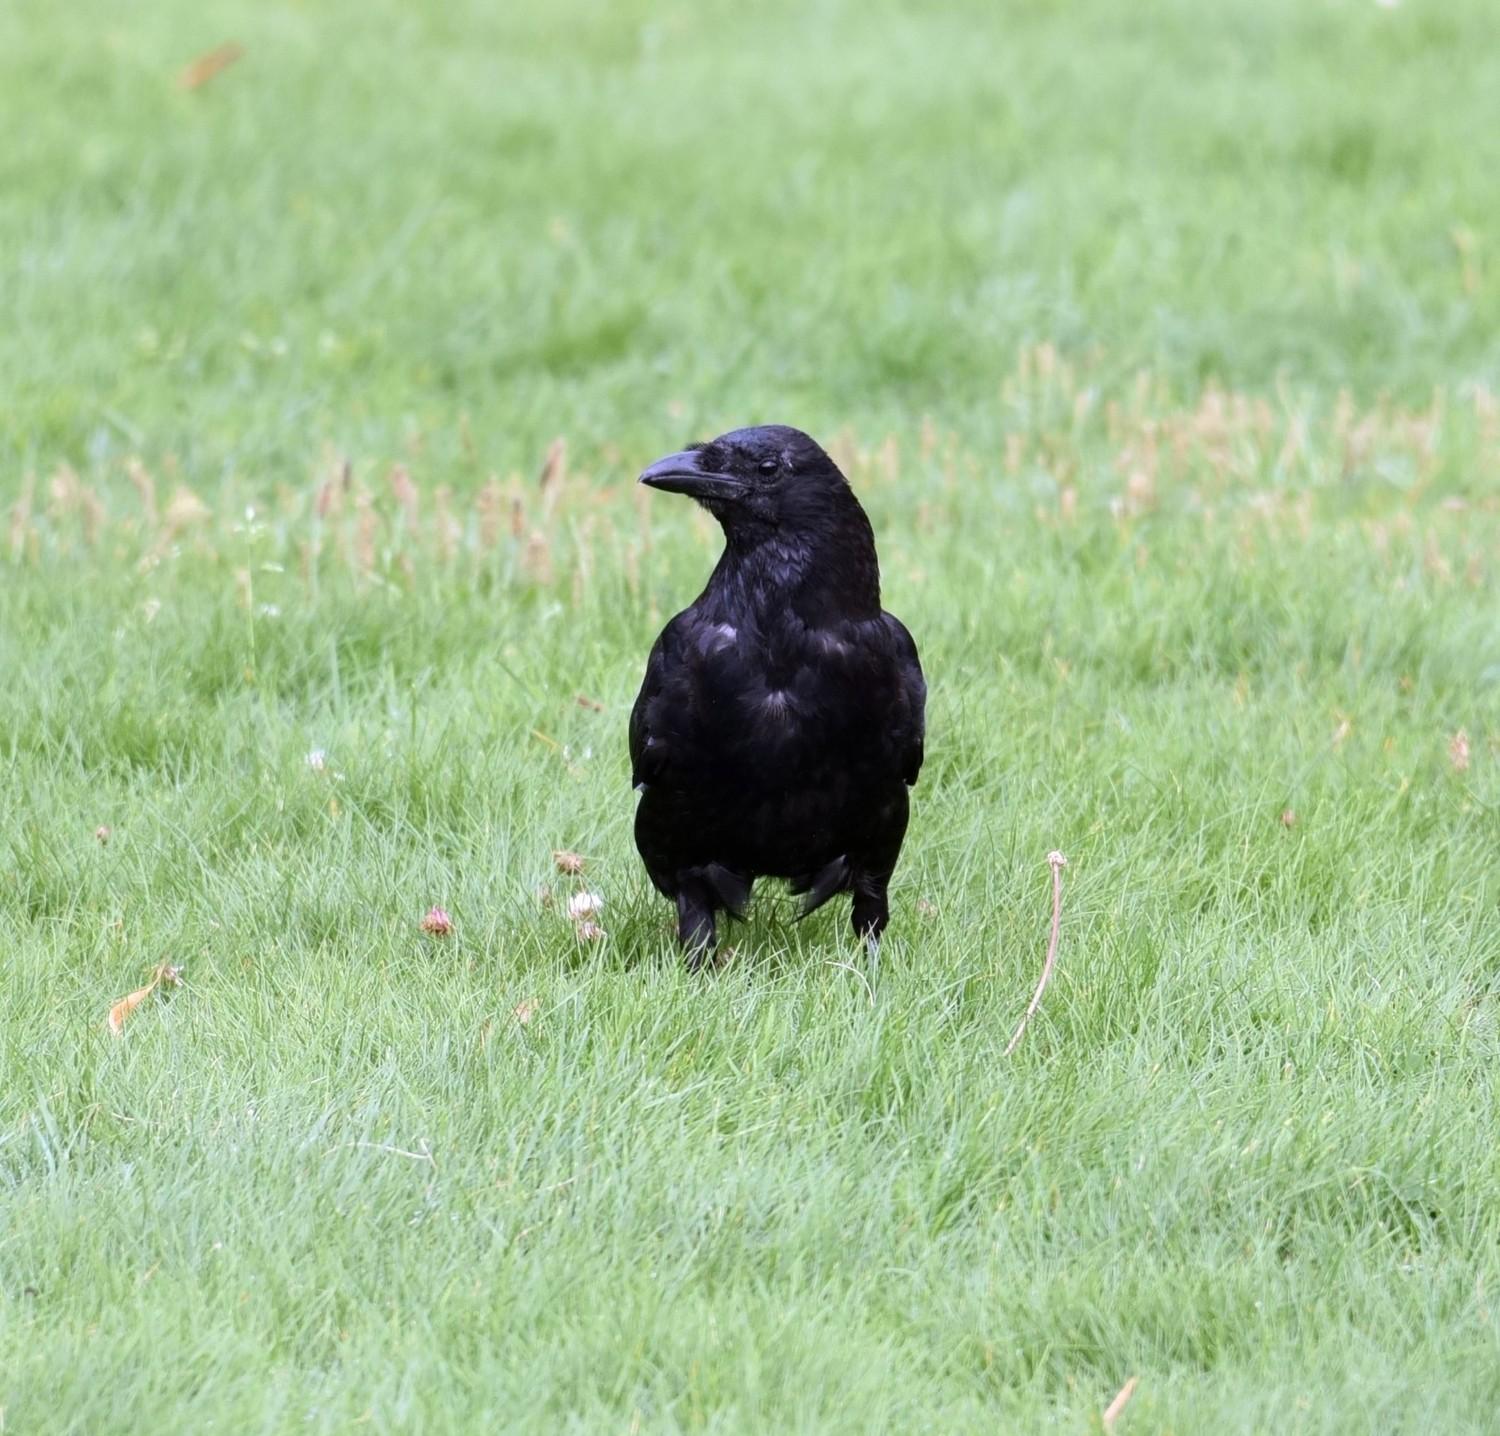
top-left (790, 855), bottom-right (850, 918)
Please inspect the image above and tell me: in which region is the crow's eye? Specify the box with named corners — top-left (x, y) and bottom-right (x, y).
top-left (758, 457), bottom-right (780, 476)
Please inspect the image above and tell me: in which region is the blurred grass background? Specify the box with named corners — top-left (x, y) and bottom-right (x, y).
top-left (3, 0), bottom-right (1498, 482)
top-left (4, 2), bottom-right (1500, 1433)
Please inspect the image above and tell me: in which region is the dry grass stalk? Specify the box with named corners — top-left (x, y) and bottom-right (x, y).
top-left (353, 492), bottom-right (377, 574)
top-left (1102, 1375), bottom-right (1138, 1429)
top-left (525, 529), bottom-right (553, 585)
top-left (389, 464), bottom-right (419, 530)
top-left (1004, 851), bottom-right (1069, 1057)
top-left (539, 437), bottom-right (568, 519)
top-left (127, 459), bottom-right (158, 525)
top-left (433, 484), bottom-right (459, 562)
top-left (7, 474), bottom-right (34, 560)
top-left (1003, 431), bottom-right (1026, 474)
top-left (476, 478), bottom-right (505, 550)
top-left (7, 379), bottom-right (1495, 595)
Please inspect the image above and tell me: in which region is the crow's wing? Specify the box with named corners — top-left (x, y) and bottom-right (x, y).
top-left (628, 613), bottom-right (687, 790)
top-left (634, 607), bottom-right (923, 791)
top-left (881, 612), bottom-right (926, 787)
top-left (629, 632), bottom-right (666, 790)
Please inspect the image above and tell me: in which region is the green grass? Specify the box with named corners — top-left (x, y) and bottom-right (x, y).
top-left (4, 1), bottom-right (1500, 1432)
top-left (4, 0), bottom-right (1500, 477)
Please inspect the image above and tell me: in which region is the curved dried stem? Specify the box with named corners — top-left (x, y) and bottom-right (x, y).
top-left (1005, 851), bottom-right (1068, 1056)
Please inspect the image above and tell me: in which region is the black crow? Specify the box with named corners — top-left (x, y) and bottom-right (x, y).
top-left (630, 424), bottom-right (925, 967)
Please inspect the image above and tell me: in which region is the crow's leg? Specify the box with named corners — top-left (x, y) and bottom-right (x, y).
top-left (851, 879), bottom-right (890, 947)
top-left (850, 881), bottom-right (888, 989)
top-left (852, 876), bottom-right (882, 972)
top-left (675, 878), bottom-right (718, 970)
top-left (854, 872), bottom-right (901, 995)
top-left (850, 787), bottom-right (908, 955)
top-left (851, 789), bottom-right (909, 988)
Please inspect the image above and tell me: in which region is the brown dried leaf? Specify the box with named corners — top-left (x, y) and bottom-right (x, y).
top-left (107, 962), bottom-right (183, 1035)
top-left (108, 985), bottom-right (154, 1034)
top-left (575, 694), bottom-right (604, 713)
top-left (178, 42), bottom-right (244, 91)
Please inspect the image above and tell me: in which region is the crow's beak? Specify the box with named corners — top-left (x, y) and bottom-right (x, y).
top-left (637, 450), bottom-right (747, 502)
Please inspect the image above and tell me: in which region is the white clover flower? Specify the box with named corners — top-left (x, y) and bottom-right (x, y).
top-left (567, 891), bottom-right (604, 920)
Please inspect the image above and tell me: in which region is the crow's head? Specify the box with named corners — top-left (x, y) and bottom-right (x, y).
top-left (638, 425), bottom-right (858, 538)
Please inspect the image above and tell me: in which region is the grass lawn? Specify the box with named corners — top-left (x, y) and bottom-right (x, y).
top-left (4, 1), bottom-right (1500, 1431)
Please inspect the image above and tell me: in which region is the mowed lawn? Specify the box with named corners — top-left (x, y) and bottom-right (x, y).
top-left (4, 1), bottom-right (1500, 1432)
